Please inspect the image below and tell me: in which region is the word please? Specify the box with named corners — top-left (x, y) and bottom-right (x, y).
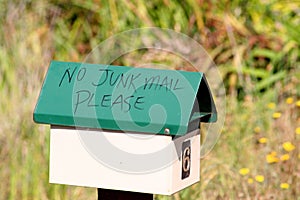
top-left (74, 90), bottom-right (145, 114)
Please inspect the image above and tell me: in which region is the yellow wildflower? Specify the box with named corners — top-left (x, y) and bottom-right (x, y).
top-left (280, 183), bottom-right (290, 189)
top-left (280, 154), bottom-right (290, 161)
top-left (258, 137), bottom-right (268, 144)
top-left (298, 154), bottom-right (300, 159)
top-left (267, 102), bottom-right (276, 109)
top-left (266, 154), bottom-right (279, 164)
top-left (296, 100), bottom-right (300, 107)
top-left (272, 112), bottom-right (282, 119)
top-left (296, 127), bottom-right (300, 135)
top-left (270, 151), bottom-right (277, 156)
top-left (247, 178), bottom-right (254, 184)
top-left (254, 126), bottom-right (261, 133)
top-left (282, 142), bottom-right (295, 152)
top-left (285, 97), bottom-right (294, 104)
top-left (255, 175), bottom-right (264, 183)
top-left (239, 168), bottom-right (250, 176)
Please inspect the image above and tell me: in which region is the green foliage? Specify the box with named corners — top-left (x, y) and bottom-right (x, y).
top-left (0, 0), bottom-right (299, 199)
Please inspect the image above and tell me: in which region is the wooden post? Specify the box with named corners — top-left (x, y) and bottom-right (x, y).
top-left (97, 188), bottom-right (153, 200)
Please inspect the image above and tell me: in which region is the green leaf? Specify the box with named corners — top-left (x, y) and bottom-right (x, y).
top-left (254, 70), bottom-right (286, 91)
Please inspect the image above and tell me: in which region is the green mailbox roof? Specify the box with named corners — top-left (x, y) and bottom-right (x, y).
top-left (33, 61), bottom-right (217, 135)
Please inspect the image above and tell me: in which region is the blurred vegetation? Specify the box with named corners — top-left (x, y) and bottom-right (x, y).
top-left (0, 0), bottom-right (299, 199)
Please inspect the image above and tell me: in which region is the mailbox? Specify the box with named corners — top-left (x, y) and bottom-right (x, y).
top-left (33, 61), bottom-right (217, 195)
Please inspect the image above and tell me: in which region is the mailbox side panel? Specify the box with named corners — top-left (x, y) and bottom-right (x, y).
top-left (171, 130), bottom-right (200, 193)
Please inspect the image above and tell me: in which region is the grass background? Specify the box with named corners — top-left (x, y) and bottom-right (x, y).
top-left (0, 0), bottom-right (299, 199)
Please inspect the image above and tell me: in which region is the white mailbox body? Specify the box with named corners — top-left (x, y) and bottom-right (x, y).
top-left (50, 126), bottom-right (200, 195)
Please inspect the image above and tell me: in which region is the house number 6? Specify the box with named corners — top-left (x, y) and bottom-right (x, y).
top-left (181, 140), bottom-right (191, 179)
